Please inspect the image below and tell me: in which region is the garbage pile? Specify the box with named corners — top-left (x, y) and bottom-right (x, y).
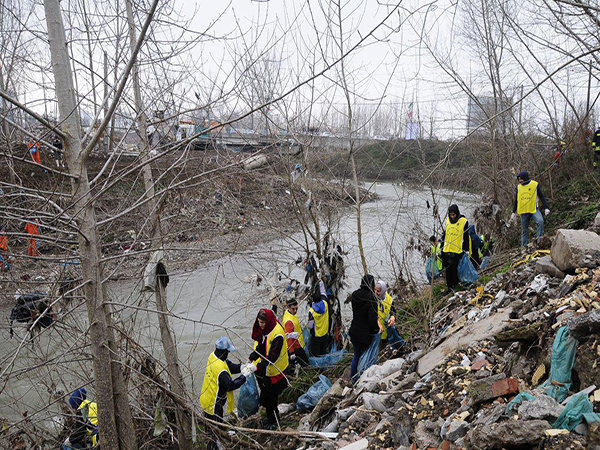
top-left (289, 229), bottom-right (600, 449)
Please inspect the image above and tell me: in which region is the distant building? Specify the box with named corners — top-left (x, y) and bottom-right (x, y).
top-left (467, 95), bottom-right (514, 136)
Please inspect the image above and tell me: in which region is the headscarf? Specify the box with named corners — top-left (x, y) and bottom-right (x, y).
top-left (251, 308), bottom-right (279, 341)
top-left (448, 204), bottom-right (461, 224)
top-left (376, 280), bottom-right (387, 300)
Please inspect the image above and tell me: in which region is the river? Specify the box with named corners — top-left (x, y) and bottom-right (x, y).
top-left (0, 182), bottom-right (477, 433)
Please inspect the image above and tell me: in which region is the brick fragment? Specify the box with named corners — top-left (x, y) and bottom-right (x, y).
top-left (491, 377), bottom-right (519, 397)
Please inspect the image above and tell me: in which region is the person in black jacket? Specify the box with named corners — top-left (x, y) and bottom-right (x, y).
top-left (349, 274), bottom-right (382, 384)
top-left (441, 204), bottom-right (470, 294)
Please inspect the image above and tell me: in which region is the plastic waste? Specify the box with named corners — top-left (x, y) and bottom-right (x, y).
top-left (539, 326), bottom-right (577, 403)
top-left (357, 332), bottom-right (381, 375)
top-left (458, 253), bottom-right (478, 284)
top-left (309, 350), bottom-right (348, 368)
top-left (302, 328), bottom-right (311, 356)
top-left (425, 257), bottom-right (441, 283)
top-left (296, 374), bottom-right (332, 411)
top-left (552, 392), bottom-right (600, 430)
top-left (237, 374), bottom-right (259, 418)
top-left (480, 256), bottom-right (490, 270)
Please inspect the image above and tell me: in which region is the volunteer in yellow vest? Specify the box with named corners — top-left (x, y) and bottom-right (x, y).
top-left (283, 298), bottom-right (309, 367)
top-left (308, 286), bottom-right (330, 357)
top-left (374, 280), bottom-right (397, 346)
top-left (249, 308), bottom-right (289, 429)
top-left (511, 171), bottom-right (549, 247)
top-left (441, 204), bottom-right (470, 293)
top-left (200, 336), bottom-right (247, 450)
top-left (64, 387), bottom-right (99, 448)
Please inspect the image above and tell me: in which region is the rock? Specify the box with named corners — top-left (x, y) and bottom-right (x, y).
top-left (390, 416), bottom-right (411, 447)
top-left (278, 403), bottom-right (295, 415)
top-left (472, 403), bottom-right (506, 425)
top-left (468, 373), bottom-right (519, 404)
top-left (535, 255), bottom-right (565, 279)
top-left (517, 394), bottom-right (564, 421)
top-left (418, 309), bottom-right (511, 376)
top-left (465, 419), bottom-right (551, 450)
top-left (471, 358), bottom-right (489, 371)
top-left (574, 423), bottom-right (588, 435)
top-left (551, 229), bottom-right (600, 272)
top-left (413, 420), bottom-right (442, 449)
top-left (568, 309), bottom-right (600, 339)
top-left (494, 322), bottom-right (541, 342)
top-left (446, 420), bottom-right (469, 442)
top-left (338, 438), bottom-right (369, 450)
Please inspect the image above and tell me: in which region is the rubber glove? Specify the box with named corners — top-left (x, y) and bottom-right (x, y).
top-left (544, 209), bottom-right (550, 216)
top-left (285, 332), bottom-right (299, 339)
top-left (510, 213), bottom-right (517, 222)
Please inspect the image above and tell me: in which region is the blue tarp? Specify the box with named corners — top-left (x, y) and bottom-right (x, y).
top-left (296, 374), bottom-right (332, 411)
top-left (458, 253), bottom-right (478, 284)
top-left (237, 374), bottom-right (260, 418)
top-left (357, 332), bottom-right (381, 375)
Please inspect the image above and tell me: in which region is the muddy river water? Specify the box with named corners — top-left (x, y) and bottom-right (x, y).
top-left (0, 182), bottom-right (477, 430)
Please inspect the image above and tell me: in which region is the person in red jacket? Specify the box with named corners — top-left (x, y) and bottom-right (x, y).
top-left (28, 140), bottom-right (41, 164)
top-left (24, 219), bottom-right (40, 257)
top-left (0, 224), bottom-right (9, 271)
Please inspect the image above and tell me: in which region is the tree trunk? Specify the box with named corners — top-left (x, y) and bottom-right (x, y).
top-left (43, 1), bottom-right (137, 449)
top-left (125, 1), bottom-right (194, 447)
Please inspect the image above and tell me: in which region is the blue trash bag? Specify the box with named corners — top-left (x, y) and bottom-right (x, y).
top-left (357, 332), bottom-right (381, 374)
top-left (458, 253), bottom-right (478, 284)
top-left (296, 374), bottom-right (332, 411)
top-left (302, 328), bottom-right (311, 357)
top-left (386, 325), bottom-right (405, 350)
top-left (479, 256), bottom-right (490, 270)
top-left (309, 350), bottom-right (347, 368)
top-left (425, 257), bottom-right (441, 283)
top-left (237, 374), bottom-right (260, 418)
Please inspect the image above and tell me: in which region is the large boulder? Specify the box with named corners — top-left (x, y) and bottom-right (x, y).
top-left (535, 255), bottom-right (565, 279)
top-left (550, 229), bottom-right (600, 272)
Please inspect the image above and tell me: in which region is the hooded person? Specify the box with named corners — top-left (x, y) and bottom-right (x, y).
top-left (441, 204), bottom-right (470, 293)
top-left (511, 171), bottom-right (549, 246)
top-left (349, 274), bottom-right (382, 384)
top-left (248, 308), bottom-right (289, 429)
top-left (62, 387), bottom-right (98, 449)
top-left (282, 298), bottom-right (309, 368)
top-left (199, 336), bottom-right (247, 450)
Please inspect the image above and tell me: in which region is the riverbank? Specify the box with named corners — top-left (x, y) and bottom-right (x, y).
top-left (246, 224), bottom-right (600, 449)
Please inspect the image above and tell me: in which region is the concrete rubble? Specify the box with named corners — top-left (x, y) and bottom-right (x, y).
top-left (276, 232), bottom-right (600, 449)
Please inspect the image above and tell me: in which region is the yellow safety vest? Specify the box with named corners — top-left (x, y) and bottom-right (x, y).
top-left (282, 309), bottom-right (305, 348)
top-left (378, 292), bottom-right (394, 339)
top-left (443, 217), bottom-right (467, 254)
top-left (517, 180), bottom-right (538, 214)
top-left (199, 352), bottom-right (234, 415)
top-left (431, 243), bottom-right (442, 270)
top-left (78, 399), bottom-right (98, 427)
top-left (265, 322), bottom-right (289, 377)
top-left (309, 301), bottom-right (329, 338)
